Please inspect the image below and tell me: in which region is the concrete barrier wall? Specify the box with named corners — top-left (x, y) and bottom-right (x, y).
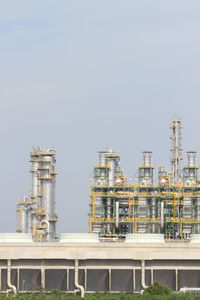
top-left (1, 259), bottom-right (200, 293)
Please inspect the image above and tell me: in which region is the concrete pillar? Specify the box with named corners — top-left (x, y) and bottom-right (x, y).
top-left (109, 269), bottom-right (111, 291)
top-left (133, 269), bottom-right (135, 292)
top-left (85, 269), bottom-right (87, 291)
top-left (67, 269), bottom-right (69, 291)
top-left (41, 268), bottom-right (45, 289)
top-left (176, 269), bottom-right (178, 291)
top-left (17, 269), bottom-right (20, 291)
top-left (151, 268), bottom-right (154, 285)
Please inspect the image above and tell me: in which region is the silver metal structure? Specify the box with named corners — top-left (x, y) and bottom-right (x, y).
top-left (16, 147), bottom-right (58, 241)
top-left (170, 117), bottom-right (183, 183)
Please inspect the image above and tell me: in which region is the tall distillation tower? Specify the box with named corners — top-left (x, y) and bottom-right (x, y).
top-left (170, 117), bottom-right (183, 183)
top-left (16, 147), bottom-right (58, 241)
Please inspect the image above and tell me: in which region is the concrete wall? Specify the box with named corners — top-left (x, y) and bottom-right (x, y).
top-left (1, 241), bottom-right (200, 293)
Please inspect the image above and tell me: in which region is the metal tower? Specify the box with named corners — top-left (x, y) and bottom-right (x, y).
top-left (170, 117), bottom-right (183, 183)
top-left (16, 147), bottom-right (58, 241)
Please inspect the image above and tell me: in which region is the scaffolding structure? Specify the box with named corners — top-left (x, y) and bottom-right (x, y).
top-left (16, 147), bottom-right (58, 241)
top-left (89, 117), bottom-right (200, 240)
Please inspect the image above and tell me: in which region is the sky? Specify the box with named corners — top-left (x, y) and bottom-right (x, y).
top-left (0, 0), bottom-right (200, 233)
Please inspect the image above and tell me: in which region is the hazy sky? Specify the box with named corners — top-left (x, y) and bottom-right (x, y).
top-left (0, 1), bottom-right (200, 233)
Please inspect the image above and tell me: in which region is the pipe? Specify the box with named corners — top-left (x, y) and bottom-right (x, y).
top-left (161, 201), bottom-right (164, 230)
top-left (7, 259), bottom-right (17, 295)
top-left (115, 201), bottom-right (119, 229)
top-left (152, 198), bottom-right (156, 233)
top-left (75, 259), bottom-right (84, 298)
top-left (141, 259), bottom-right (148, 290)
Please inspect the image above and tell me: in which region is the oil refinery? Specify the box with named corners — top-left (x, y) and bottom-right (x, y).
top-left (89, 117), bottom-right (200, 240)
top-left (1, 117), bottom-right (200, 294)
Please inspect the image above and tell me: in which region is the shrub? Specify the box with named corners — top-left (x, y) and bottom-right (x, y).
top-left (144, 280), bottom-right (172, 295)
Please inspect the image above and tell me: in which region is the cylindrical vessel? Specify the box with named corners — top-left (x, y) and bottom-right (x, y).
top-left (187, 151), bottom-right (196, 168)
top-left (109, 159), bottom-right (116, 186)
top-left (40, 154), bottom-right (57, 240)
top-left (143, 151), bottom-right (152, 167)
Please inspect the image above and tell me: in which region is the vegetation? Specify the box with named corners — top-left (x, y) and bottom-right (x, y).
top-left (1, 282), bottom-right (200, 300)
top-left (0, 293), bottom-right (200, 300)
top-left (144, 280), bottom-right (172, 295)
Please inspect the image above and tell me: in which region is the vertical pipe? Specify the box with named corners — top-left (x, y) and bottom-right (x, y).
top-left (7, 259), bottom-right (17, 295)
top-left (152, 198), bottom-right (156, 233)
top-left (74, 260), bottom-right (84, 298)
top-left (107, 198), bottom-right (111, 234)
top-left (197, 198), bottom-right (200, 233)
top-left (141, 260), bottom-right (148, 290)
top-left (115, 201), bottom-right (119, 229)
top-left (161, 201), bottom-right (164, 230)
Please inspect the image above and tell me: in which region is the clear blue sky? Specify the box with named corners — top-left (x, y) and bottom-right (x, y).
top-left (0, 1), bottom-right (200, 233)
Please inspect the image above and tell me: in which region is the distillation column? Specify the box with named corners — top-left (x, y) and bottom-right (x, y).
top-left (105, 150), bottom-right (120, 234)
top-left (138, 151), bottom-right (154, 233)
top-left (170, 117), bottom-right (183, 184)
top-left (92, 151), bottom-right (108, 233)
top-left (30, 151), bottom-right (41, 232)
top-left (183, 151), bottom-right (198, 238)
top-left (16, 148), bottom-right (58, 241)
top-left (39, 150), bottom-right (57, 241)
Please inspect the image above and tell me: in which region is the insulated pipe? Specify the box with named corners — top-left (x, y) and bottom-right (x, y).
top-left (75, 259), bottom-right (84, 298)
top-left (160, 201), bottom-right (164, 230)
top-left (141, 259), bottom-right (148, 290)
top-left (115, 201), bottom-right (119, 229)
top-left (7, 259), bottom-right (17, 295)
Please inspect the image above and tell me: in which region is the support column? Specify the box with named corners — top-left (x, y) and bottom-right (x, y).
top-left (85, 269), bottom-right (87, 291)
top-left (175, 269), bottom-right (178, 291)
top-left (151, 268), bottom-right (154, 285)
top-left (109, 269), bottom-right (111, 291)
top-left (17, 269), bottom-right (19, 291)
top-left (67, 269), bottom-right (69, 291)
top-left (133, 269), bottom-right (135, 292)
top-left (0, 269), bottom-right (1, 291)
top-left (41, 268), bottom-right (45, 289)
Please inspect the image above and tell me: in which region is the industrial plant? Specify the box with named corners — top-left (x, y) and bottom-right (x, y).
top-left (89, 117), bottom-right (200, 241)
top-left (1, 117), bottom-right (200, 294)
